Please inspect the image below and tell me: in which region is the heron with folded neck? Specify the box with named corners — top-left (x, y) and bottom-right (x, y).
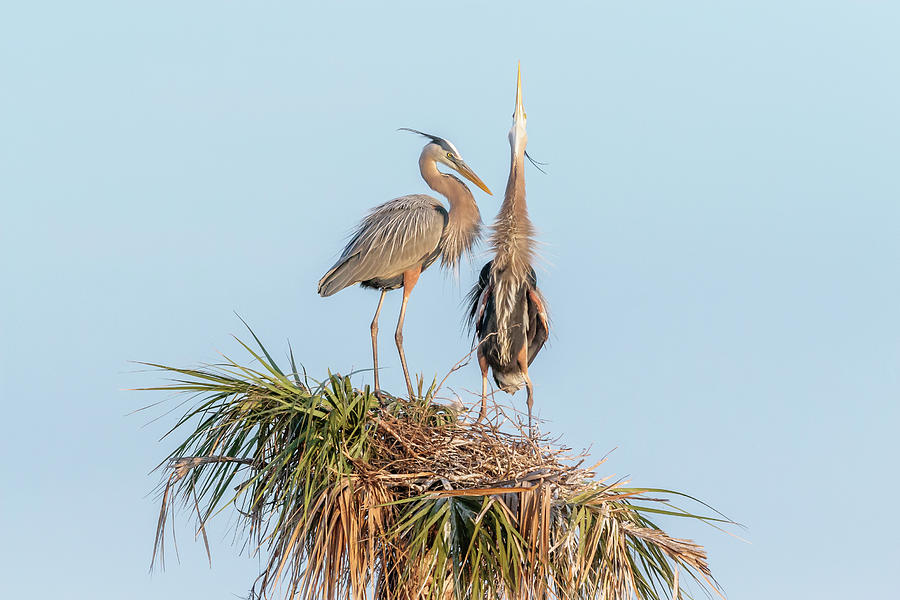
top-left (318, 129), bottom-right (492, 399)
top-left (468, 64), bottom-right (549, 432)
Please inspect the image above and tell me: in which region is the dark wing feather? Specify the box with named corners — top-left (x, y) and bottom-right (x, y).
top-left (525, 286), bottom-right (549, 365)
top-left (466, 260), bottom-right (493, 334)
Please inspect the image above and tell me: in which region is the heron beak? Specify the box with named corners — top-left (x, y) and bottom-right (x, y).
top-left (514, 61), bottom-right (526, 125)
top-left (452, 159), bottom-right (493, 195)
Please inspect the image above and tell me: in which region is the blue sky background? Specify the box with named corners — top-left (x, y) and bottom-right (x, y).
top-left (2, 1), bottom-right (898, 598)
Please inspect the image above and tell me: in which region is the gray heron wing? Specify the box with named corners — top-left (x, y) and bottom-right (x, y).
top-left (317, 195), bottom-right (448, 296)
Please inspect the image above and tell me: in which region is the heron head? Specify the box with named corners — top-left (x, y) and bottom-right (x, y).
top-left (509, 62), bottom-right (527, 154)
top-left (399, 128), bottom-right (492, 195)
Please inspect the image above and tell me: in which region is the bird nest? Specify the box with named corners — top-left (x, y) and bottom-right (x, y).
top-left (143, 334), bottom-right (726, 600)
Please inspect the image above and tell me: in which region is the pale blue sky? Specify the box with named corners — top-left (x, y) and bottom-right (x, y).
top-left (1, 1), bottom-right (898, 598)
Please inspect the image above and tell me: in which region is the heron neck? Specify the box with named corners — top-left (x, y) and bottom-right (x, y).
top-left (490, 148), bottom-right (534, 276)
top-left (500, 150), bottom-right (528, 220)
top-left (419, 156), bottom-right (482, 269)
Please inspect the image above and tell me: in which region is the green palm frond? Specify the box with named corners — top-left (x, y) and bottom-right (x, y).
top-left (140, 330), bottom-right (730, 600)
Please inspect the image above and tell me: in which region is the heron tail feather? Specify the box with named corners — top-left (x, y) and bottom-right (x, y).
top-left (493, 370), bottom-right (525, 394)
top-left (317, 254), bottom-right (360, 297)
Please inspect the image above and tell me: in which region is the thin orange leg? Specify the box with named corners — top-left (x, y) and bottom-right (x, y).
top-left (370, 289), bottom-right (386, 392)
top-left (477, 350), bottom-right (489, 422)
top-left (516, 343), bottom-right (534, 436)
top-left (395, 267), bottom-right (421, 400)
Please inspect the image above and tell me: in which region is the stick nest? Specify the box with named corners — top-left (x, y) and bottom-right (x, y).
top-left (364, 399), bottom-right (591, 497)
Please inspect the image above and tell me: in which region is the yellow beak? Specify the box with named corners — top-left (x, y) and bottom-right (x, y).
top-left (453, 159), bottom-right (493, 195)
top-left (514, 61), bottom-right (526, 124)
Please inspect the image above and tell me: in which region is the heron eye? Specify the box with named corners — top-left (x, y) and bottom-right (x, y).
top-left (446, 152), bottom-right (453, 159)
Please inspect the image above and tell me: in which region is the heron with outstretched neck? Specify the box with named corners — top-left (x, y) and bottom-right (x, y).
top-left (469, 64), bottom-right (549, 432)
top-left (318, 129), bottom-right (492, 398)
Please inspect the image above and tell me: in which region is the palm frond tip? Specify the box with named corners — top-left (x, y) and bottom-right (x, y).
top-left (140, 333), bottom-right (729, 600)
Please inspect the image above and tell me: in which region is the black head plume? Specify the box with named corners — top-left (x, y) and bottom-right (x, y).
top-left (398, 128), bottom-right (458, 155)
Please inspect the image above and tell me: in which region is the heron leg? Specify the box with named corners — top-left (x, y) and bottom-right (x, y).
top-left (395, 267), bottom-right (421, 400)
top-left (476, 350), bottom-right (489, 422)
top-left (370, 289), bottom-right (386, 393)
top-left (516, 344), bottom-right (535, 436)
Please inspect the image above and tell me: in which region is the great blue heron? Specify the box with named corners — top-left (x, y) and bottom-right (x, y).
top-left (318, 129), bottom-right (492, 398)
top-left (468, 64), bottom-right (549, 430)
